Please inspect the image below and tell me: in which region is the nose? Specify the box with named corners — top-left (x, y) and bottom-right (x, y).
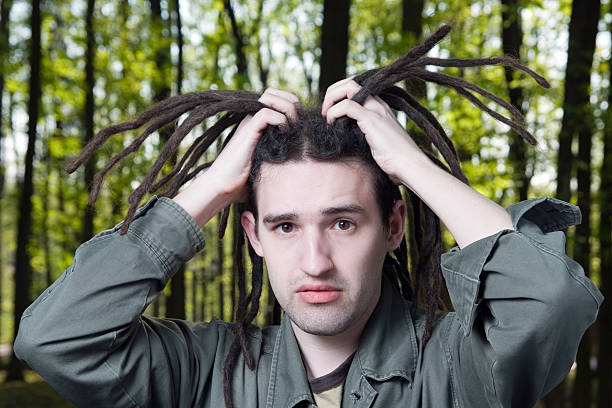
top-left (300, 231), bottom-right (334, 277)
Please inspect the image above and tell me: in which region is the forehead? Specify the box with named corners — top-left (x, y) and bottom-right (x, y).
top-left (253, 160), bottom-right (378, 217)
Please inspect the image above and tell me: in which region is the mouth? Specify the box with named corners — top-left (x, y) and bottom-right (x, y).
top-left (296, 284), bottom-right (341, 304)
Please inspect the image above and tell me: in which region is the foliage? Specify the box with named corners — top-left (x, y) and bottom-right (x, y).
top-left (0, 0), bottom-right (608, 404)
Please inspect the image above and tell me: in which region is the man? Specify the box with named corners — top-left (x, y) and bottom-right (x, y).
top-left (14, 77), bottom-right (602, 407)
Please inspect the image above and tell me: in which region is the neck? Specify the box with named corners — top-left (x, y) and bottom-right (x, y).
top-left (290, 304), bottom-right (376, 380)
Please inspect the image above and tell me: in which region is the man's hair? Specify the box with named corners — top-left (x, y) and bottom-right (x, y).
top-left (66, 25), bottom-right (548, 408)
top-left (248, 108), bottom-right (399, 225)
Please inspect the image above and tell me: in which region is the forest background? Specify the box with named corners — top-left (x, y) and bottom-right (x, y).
top-left (0, 0), bottom-right (610, 406)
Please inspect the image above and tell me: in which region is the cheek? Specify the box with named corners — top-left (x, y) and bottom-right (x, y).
top-left (334, 234), bottom-right (388, 272)
top-left (258, 238), bottom-right (295, 293)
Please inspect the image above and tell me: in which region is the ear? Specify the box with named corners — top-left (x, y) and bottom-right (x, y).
top-left (386, 200), bottom-right (406, 252)
top-left (241, 210), bottom-right (264, 257)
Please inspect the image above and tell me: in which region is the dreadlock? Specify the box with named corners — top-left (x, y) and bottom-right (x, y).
top-left (66, 24), bottom-right (548, 408)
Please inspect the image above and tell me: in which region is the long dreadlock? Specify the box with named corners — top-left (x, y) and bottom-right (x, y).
top-left (66, 24), bottom-right (548, 408)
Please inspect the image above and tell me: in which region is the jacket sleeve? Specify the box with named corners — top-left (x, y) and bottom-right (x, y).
top-left (441, 197), bottom-right (603, 408)
top-left (13, 197), bottom-right (234, 407)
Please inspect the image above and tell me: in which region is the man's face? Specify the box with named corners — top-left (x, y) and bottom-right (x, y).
top-left (242, 160), bottom-right (405, 337)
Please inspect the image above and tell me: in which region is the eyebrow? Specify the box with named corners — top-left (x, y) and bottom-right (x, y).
top-left (262, 204), bottom-right (366, 225)
top-left (320, 204), bottom-right (366, 217)
top-left (262, 213), bottom-right (298, 225)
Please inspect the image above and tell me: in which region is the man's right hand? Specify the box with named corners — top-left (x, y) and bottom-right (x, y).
top-left (173, 88), bottom-right (299, 227)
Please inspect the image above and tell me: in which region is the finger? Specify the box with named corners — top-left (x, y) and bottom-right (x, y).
top-left (321, 79), bottom-right (362, 116)
top-left (234, 114), bottom-right (253, 134)
top-left (259, 93), bottom-right (299, 121)
top-left (325, 98), bottom-right (372, 125)
top-left (262, 87), bottom-right (301, 105)
top-left (323, 76), bottom-right (356, 94)
top-left (362, 95), bottom-right (394, 117)
top-left (245, 108), bottom-right (288, 136)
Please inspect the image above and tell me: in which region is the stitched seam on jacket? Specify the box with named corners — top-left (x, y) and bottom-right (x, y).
top-left (102, 360), bottom-right (141, 407)
top-left (441, 318), bottom-right (461, 408)
top-left (129, 227), bottom-right (172, 280)
top-left (440, 265), bottom-right (480, 283)
top-left (265, 328), bottom-right (282, 408)
top-left (21, 233), bottom-right (117, 318)
top-left (157, 198), bottom-right (205, 250)
top-left (21, 266), bottom-right (71, 319)
top-left (515, 232), bottom-right (603, 305)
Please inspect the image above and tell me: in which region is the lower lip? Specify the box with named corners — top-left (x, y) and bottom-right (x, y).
top-left (298, 291), bottom-right (341, 304)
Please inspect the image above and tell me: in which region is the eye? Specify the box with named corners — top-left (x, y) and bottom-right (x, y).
top-left (334, 220), bottom-right (354, 231)
top-left (276, 222), bottom-right (294, 233)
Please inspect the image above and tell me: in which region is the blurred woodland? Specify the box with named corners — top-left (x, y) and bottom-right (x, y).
top-left (0, 0), bottom-right (610, 406)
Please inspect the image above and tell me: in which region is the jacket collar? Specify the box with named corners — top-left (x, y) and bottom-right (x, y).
top-left (266, 313), bottom-right (313, 408)
top-left (267, 276), bottom-right (418, 408)
top-left (353, 275), bottom-right (418, 383)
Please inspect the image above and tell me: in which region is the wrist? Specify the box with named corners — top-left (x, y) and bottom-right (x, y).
top-left (172, 172), bottom-right (233, 228)
top-left (393, 150), bottom-right (438, 190)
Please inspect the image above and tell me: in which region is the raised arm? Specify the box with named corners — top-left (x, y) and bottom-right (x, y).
top-left (322, 78), bottom-right (513, 248)
top-left (322, 79), bottom-right (602, 405)
top-left (173, 88), bottom-right (298, 226)
top-left (14, 89), bottom-right (298, 407)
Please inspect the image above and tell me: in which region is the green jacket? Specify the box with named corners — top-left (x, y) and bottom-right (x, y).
top-left (14, 196), bottom-right (602, 408)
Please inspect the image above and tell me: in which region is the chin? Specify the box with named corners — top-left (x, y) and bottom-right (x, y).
top-left (288, 309), bottom-right (358, 336)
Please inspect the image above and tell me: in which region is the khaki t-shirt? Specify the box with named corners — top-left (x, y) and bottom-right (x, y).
top-left (309, 353), bottom-right (355, 408)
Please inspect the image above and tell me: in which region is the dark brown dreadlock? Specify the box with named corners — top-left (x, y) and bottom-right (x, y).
top-left (66, 24), bottom-right (548, 408)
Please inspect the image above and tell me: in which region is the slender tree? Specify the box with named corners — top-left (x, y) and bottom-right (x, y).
top-left (597, 21), bottom-right (612, 408)
top-left (6, 0), bottom-right (42, 381)
top-left (556, 2), bottom-right (601, 407)
top-left (253, 0), bottom-right (269, 89)
top-left (400, 0), bottom-right (427, 298)
top-left (174, 0), bottom-right (183, 95)
top-left (402, 0), bottom-right (426, 100)
top-left (149, 0), bottom-right (171, 102)
top-left (224, 0), bottom-right (249, 88)
top-left (148, 0), bottom-right (185, 319)
top-left (501, 0), bottom-right (530, 201)
top-left (556, 0), bottom-right (600, 203)
top-left (217, 213), bottom-right (225, 321)
top-left (318, 0), bottom-right (351, 98)
top-left (82, 0), bottom-right (96, 242)
top-left (41, 138), bottom-right (52, 288)
top-left (0, 0), bottom-right (13, 350)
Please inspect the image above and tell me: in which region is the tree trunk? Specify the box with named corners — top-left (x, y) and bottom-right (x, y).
top-left (402, 0), bottom-right (425, 100)
top-left (598, 41), bottom-right (612, 407)
top-left (217, 213), bottom-right (225, 321)
top-left (55, 120), bottom-right (71, 256)
top-left (231, 208), bottom-right (240, 319)
top-left (318, 0), bottom-right (351, 98)
top-left (501, 0), bottom-right (530, 201)
top-left (572, 126), bottom-right (594, 408)
top-left (174, 0), bottom-right (183, 94)
top-left (401, 0), bottom-right (425, 278)
top-left (149, 0), bottom-right (171, 102)
top-left (192, 266), bottom-right (198, 320)
top-left (556, 0), bottom-right (600, 203)
top-left (560, 2), bottom-right (601, 407)
top-left (82, 0), bottom-right (96, 242)
top-left (41, 143), bottom-right (52, 288)
top-left (251, 0), bottom-right (268, 89)
top-left (223, 0), bottom-right (249, 88)
top-left (150, 0), bottom-right (185, 319)
top-left (0, 0), bottom-right (13, 352)
top-left (6, 0), bottom-right (41, 381)
top-left (166, 270), bottom-right (186, 319)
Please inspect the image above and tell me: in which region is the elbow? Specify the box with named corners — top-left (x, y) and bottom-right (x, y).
top-left (541, 266), bottom-right (601, 331)
top-left (13, 317), bottom-right (48, 369)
